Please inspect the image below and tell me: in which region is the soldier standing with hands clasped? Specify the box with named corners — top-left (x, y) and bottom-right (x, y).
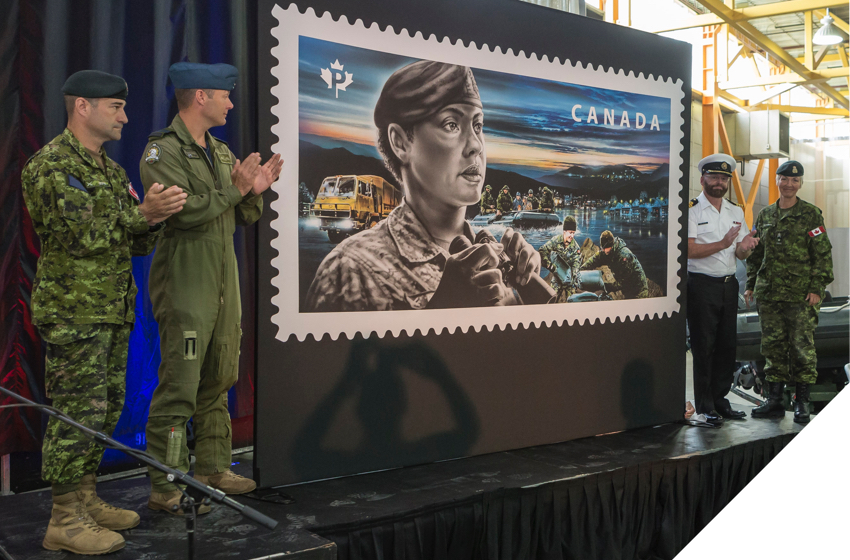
top-left (687, 154), bottom-right (759, 425)
top-left (140, 62), bottom-right (282, 514)
top-left (746, 161), bottom-right (833, 423)
top-left (22, 70), bottom-right (186, 555)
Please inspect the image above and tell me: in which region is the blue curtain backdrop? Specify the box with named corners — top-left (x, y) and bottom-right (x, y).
top-left (0, 0), bottom-right (259, 471)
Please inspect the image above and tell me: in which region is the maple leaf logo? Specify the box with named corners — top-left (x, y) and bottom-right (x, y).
top-left (320, 59), bottom-right (354, 99)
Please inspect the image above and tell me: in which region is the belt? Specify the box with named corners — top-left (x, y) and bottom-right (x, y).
top-left (689, 272), bottom-right (736, 283)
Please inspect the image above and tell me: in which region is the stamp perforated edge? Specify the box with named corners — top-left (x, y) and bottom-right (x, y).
top-left (267, 3), bottom-right (686, 342)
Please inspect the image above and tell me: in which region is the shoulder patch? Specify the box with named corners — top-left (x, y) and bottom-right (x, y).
top-left (145, 144), bottom-right (161, 164)
top-left (148, 128), bottom-right (174, 140)
top-left (689, 197), bottom-right (698, 208)
top-left (128, 182), bottom-right (141, 202)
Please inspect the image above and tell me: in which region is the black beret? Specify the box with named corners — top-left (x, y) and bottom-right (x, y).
top-left (169, 62), bottom-right (238, 90)
top-left (374, 61), bottom-right (482, 131)
top-left (62, 70), bottom-right (128, 100)
top-left (776, 160), bottom-right (804, 177)
top-left (600, 230), bottom-right (615, 249)
top-left (562, 215), bottom-right (577, 231)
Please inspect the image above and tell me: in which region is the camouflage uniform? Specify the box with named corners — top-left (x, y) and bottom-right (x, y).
top-left (21, 128), bottom-right (161, 484)
top-left (139, 114), bottom-right (263, 492)
top-left (526, 195), bottom-right (538, 210)
top-left (305, 202), bottom-right (475, 311)
top-left (581, 236), bottom-right (648, 299)
top-left (496, 189), bottom-right (513, 213)
top-left (538, 234), bottom-right (582, 303)
top-left (480, 188), bottom-right (496, 214)
top-left (539, 188), bottom-right (555, 210)
top-left (746, 199), bottom-right (833, 383)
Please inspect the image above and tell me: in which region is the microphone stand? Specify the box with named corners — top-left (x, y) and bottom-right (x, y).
top-left (0, 385), bottom-right (278, 560)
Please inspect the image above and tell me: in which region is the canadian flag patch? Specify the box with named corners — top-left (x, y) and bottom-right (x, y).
top-left (808, 226), bottom-right (824, 237)
top-left (128, 183), bottom-right (140, 202)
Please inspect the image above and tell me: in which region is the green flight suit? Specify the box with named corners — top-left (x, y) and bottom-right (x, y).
top-left (139, 115), bottom-right (263, 492)
top-left (746, 198), bottom-right (833, 383)
top-left (22, 128), bottom-right (161, 485)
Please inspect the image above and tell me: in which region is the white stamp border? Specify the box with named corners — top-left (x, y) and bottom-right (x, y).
top-left (268, 3), bottom-right (685, 342)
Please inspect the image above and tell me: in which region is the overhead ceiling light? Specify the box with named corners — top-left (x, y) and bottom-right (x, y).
top-left (813, 9), bottom-right (845, 46)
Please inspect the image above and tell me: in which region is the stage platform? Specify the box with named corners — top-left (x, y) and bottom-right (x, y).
top-left (0, 410), bottom-right (803, 560)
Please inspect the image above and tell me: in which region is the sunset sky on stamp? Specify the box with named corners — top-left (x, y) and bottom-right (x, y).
top-left (298, 36), bottom-right (671, 175)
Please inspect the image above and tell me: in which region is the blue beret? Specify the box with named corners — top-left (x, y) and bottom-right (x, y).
top-left (62, 70), bottom-right (128, 100)
top-left (776, 160), bottom-right (804, 177)
top-left (168, 62), bottom-right (238, 90)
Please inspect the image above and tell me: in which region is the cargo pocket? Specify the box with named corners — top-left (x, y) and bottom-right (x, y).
top-left (213, 324), bottom-right (241, 393)
top-left (39, 324), bottom-right (102, 398)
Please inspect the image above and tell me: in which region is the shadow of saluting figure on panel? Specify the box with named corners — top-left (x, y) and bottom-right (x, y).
top-left (621, 359), bottom-right (666, 430)
top-left (294, 340), bottom-right (481, 480)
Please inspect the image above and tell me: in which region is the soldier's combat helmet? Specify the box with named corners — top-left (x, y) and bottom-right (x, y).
top-left (600, 230), bottom-right (615, 249)
top-left (528, 189), bottom-right (534, 195)
top-left (563, 215), bottom-right (577, 232)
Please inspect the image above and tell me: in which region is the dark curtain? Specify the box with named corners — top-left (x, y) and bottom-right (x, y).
top-left (324, 435), bottom-right (793, 560)
top-left (0, 0), bottom-right (259, 462)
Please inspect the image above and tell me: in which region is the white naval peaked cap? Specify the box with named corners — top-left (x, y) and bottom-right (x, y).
top-left (698, 153), bottom-right (736, 176)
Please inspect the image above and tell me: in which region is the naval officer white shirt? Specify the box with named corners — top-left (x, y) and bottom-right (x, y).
top-left (688, 192), bottom-right (748, 277)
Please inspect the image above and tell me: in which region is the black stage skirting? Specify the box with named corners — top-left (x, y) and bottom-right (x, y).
top-left (0, 413), bottom-right (801, 560)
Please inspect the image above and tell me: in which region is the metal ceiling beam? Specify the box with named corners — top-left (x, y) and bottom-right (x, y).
top-left (805, 11), bottom-right (814, 70)
top-left (813, 45), bottom-right (832, 70)
top-left (762, 104), bottom-right (849, 116)
top-left (720, 67), bottom-right (848, 89)
top-left (746, 83), bottom-right (798, 105)
top-left (839, 46), bottom-right (849, 68)
top-left (796, 51), bottom-right (848, 65)
top-left (648, 0), bottom-right (846, 33)
top-left (694, 0), bottom-right (848, 108)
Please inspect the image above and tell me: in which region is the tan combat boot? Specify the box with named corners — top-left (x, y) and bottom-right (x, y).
top-left (79, 474), bottom-right (140, 530)
top-left (148, 490), bottom-right (211, 516)
top-left (195, 470), bottom-right (256, 495)
top-left (42, 491), bottom-right (125, 555)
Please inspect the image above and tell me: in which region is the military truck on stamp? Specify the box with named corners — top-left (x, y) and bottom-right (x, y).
top-left (310, 175), bottom-right (401, 243)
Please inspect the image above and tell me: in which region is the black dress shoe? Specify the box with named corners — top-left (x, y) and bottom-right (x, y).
top-left (703, 410), bottom-right (725, 424)
top-left (717, 407), bottom-right (747, 420)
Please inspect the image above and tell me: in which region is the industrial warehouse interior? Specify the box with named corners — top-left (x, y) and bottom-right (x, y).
top-left (0, 1), bottom-right (847, 559)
